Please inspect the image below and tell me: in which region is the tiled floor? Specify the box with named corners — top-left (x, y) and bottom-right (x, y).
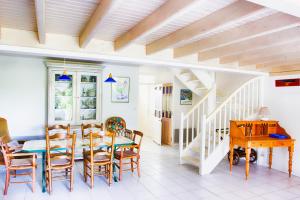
top-left (1, 137), bottom-right (300, 200)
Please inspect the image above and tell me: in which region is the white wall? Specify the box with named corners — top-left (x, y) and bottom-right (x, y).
top-left (172, 77), bottom-right (201, 129)
top-left (263, 75), bottom-right (300, 177)
top-left (102, 64), bottom-right (139, 130)
top-left (0, 55), bottom-right (47, 138)
top-left (0, 55), bottom-right (140, 138)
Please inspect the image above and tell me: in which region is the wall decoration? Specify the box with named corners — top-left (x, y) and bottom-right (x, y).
top-left (180, 89), bottom-right (192, 105)
top-left (275, 78), bottom-right (300, 87)
top-left (111, 77), bottom-right (130, 103)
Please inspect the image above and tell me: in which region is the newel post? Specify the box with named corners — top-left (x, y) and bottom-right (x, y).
top-left (199, 114), bottom-right (207, 175)
top-left (179, 112), bottom-right (184, 164)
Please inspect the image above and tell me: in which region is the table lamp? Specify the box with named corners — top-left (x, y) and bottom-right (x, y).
top-left (258, 106), bottom-right (270, 120)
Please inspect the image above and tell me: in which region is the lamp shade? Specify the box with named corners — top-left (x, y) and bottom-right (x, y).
top-left (104, 73), bottom-right (116, 83)
top-left (258, 106), bottom-right (270, 120)
top-left (58, 71), bottom-right (71, 81)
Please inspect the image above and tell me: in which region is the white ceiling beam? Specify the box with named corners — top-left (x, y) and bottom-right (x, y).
top-left (220, 40), bottom-right (300, 64)
top-left (146, 0), bottom-right (263, 55)
top-left (247, 0), bottom-right (300, 18)
top-left (198, 26), bottom-right (300, 61)
top-left (34, 0), bottom-right (46, 44)
top-left (174, 13), bottom-right (300, 58)
top-left (114, 0), bottom-right (197, 51)
top-left (79, 0), bottom-right (116, 48)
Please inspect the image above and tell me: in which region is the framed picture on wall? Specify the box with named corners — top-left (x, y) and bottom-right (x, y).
top-left (111, 77), bottom-right (130, 103)
top-left (180, 89), bottom-right (192, 105)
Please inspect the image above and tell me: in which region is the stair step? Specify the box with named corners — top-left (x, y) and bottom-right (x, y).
top-left (187, 79), bottom-right (201, 84)
top-left (182, 155), bottom-right (200, 166)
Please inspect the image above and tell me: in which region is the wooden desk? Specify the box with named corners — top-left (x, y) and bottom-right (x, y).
top-left (229, 120), bottom-right (295, 179)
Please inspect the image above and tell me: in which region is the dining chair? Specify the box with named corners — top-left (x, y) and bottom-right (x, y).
top-left (83, 130), bottom-right (115, 188)
top-left (105, 116), bottom-right (132, 139)
top-left (0, 136), bottom-right (37, 195)
top-left (81, 123), bottom-right (103, 139)
top-left (45, 124), bottom-right (76, 193)
top-left (114, 130), bottom-right (143, 181)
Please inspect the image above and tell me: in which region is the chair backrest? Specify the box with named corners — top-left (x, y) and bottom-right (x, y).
top-left (105, 117), bottom-right (127, 136)
top-left (0, 118), bottom-right (11, 143)
top-left (87, 130), bottom-right (115, 163)
top-left (0, 136), bottom-right (10, 168)
top-left (132, 130), bottom-right (143, 154)
top-left (46, 124), bottom-right (76, 166)
top-left (81, 123), bottom-right (103, 139)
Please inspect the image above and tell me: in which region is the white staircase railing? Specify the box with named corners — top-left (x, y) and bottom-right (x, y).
top-left (199, 77), bottom-right (263, 175)
top-left (179, 87), bottom-right (216, 163)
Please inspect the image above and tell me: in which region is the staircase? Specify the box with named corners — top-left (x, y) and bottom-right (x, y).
top-left (179, 76), bottom-right (263, 175)
top-left (175, 69), bottom-right (214, 96)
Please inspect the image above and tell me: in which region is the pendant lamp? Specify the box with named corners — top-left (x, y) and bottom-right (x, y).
top-left (104, 73), bottom-right (116, 83)
top-left (58, 59), bottom-right (71, 81)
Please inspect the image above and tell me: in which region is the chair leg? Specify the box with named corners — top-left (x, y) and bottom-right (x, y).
top-left (105, 165), bottom-right (108, 179)
top-left (49, 170), bottom-right (52, 194)
top-left (137, 158), bottom-right (141, 177)
top-left (32, 166), bottom-right (36, 193)
top-left (70, 167), bottom-right (74, 192)
top-left (13, 170), bottom-right (17, 178)
top-left (109, 163), bottom-right (113, 186)
top-left (119, 159), bottom-right (122, 181)
top-left (90, 164), bottom-right (94, 189)
top-left (130, 158), bottom-right (134, 173)
top-left (4, 170), bottom-right (10, 195)
top-left (83, 160), bottom-right (87, 182)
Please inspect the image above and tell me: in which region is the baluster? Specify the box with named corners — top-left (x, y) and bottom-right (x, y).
top-left (213, 117), bottom-right (216, 150)
top-left (218, 110), bottom-right (222, 144)
top-left (229, 98), bottom-right (232, 122)
top-left (186, 117), bottom-right (189, 148)
top-left (179, 112), bottom-right (184, 163)
top-left (224, 103), bottom-right (227, 140)
top-left (259, 78), bottom-right (264, 107)
top-left (202, 101), bottom-right (205, 116)
top-left (234, 95), bottom-right (237, 120)
top-left (208, 120), bottom-right (211, 155)
top-left (200, 115), bottom-right (207, 163)
top-left (251, 81), bottom-right (254, 115)
top-left (243, 88), bottom-right (246, 119)
top-left (256, 80), bottom-right (259, 110)
top-left (192, 110), bottom-right (195, 140)
top-left (247, 84), bottom-right (250, 117)
top-left (197, 106), bottom-right (200, 138)
top-left (239, 91), bottom-right (242, 120)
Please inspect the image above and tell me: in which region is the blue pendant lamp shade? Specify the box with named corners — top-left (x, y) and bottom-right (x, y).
top-left (104, 73), bottom-right (116, 83)
top-left (58, 70), bottom-right (71, 81)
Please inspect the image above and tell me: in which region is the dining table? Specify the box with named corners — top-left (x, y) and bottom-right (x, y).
top-left (22, 135), bottom-right (135, 193)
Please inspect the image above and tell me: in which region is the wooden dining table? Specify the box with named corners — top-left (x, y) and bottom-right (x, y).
top-left (22, 135), bottom-right (135, 193)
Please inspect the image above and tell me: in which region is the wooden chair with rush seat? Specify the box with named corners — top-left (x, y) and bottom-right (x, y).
top-left (83, 130), bottom-right (115, 188)
top-left (0, 117), bottom-right (12, 165)
top-left (45, 124), bottom-right (76, 193)
top-left (0, 136), bottom-right (37, 195)
top-left (114, 130), bottom-right (143, 181)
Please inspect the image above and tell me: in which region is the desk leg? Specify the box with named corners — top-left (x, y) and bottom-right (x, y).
top-left (288, 145), bottom-right (294, 178)
top-left (229, 141), bottom-right (234, 175)
top-left (245, 146), bottom-right (251, 180)
top-left (42, 152), bottom-right (46, 193)
top-left (269, 147), bottom-right (273, 169)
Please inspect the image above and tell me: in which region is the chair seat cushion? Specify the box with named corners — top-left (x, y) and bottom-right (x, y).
top-left (50, 158), bottom-right (71, 166)
top-left (86, 153), bottom-right (111, 163)
top-left (115, 150), bottom-right (137, 159)
top-left (10, 158), bottom-right (33, 167)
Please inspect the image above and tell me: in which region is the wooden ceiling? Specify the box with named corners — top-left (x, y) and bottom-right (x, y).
top-left (0, 0), bottom-right (300, 74)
